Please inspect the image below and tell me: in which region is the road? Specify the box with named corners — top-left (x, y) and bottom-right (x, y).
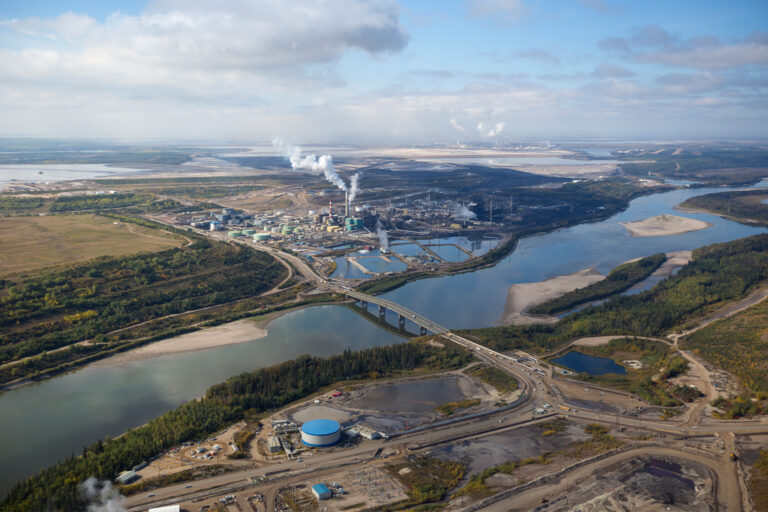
top-left (128, 220), bottom-right (760, 511)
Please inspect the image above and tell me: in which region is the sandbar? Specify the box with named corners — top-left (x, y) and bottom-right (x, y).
top-left (620, 214), bottom-right (711, 237)
top-left (499, 268), bottom-right (605, 326)
top-left (92, 318), bottom-right (268, 366)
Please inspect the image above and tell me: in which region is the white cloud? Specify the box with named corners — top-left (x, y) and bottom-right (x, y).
top-left (467, 0), bottom-right (528, 22)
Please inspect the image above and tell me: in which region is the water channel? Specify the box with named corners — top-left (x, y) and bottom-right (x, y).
top-left (1, 180), bottom-right (767, 494)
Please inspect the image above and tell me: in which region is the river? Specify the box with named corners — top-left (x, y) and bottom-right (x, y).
top-left (1, 180), bottom-right (766, 495)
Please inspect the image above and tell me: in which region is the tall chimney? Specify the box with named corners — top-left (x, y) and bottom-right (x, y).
top-left (345, 189), bottom-right (349, 218)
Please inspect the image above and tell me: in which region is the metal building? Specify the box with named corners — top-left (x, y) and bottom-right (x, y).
top-left (300, 419), bottom-right (341, 447)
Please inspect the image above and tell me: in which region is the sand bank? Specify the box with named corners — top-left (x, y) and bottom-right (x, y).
top-left (92, 318), bottom-right (268, 366)
top-left (620, 214), bottom-right (711, 237)
top-left (499, 268), bottom-right (605, 325)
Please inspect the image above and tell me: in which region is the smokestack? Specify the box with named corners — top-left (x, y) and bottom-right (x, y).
top-left (329, 199), bottom-right (334, 219)
top-left (345, 189), bottom-right (349, 218)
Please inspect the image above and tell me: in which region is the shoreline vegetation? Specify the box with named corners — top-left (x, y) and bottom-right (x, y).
top-left (1, 339), bottom-right (472, 511)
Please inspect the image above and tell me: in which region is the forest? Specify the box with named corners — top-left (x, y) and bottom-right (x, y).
top-left (49, 193), bottom-right (176, 212)
top-left (0, 196), bottom-right (43, 215)
top-left (680, 189), bottom-right (768, 225)
top-left (1, 340), bottom-right (471, 511)
top-left (0, 228), bottom-right (286, 370)
top-left (618, 145), bottom-right (768, 185)
top-left (467, 234), bottom-right (768, 358)
top-left (529, 253), bottom-right (666, 315)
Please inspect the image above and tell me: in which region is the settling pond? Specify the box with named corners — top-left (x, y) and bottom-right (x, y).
top-left (551, 351), bottom-right (627, 375)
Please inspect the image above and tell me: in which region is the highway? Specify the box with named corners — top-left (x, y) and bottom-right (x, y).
top-left (132, 222), bottom-right (756, 511)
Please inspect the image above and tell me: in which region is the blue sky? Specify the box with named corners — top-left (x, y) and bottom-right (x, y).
top-left (0, 0), bottom-right (766, 142)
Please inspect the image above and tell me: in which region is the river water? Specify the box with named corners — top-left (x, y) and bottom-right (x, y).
top-left (1, 181), bottom-right (767, 495)
top-left (0, 306), bottom-right (408, 495)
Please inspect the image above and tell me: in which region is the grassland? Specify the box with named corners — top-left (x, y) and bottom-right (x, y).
top-left (468, 364), bottom-right (519, 393)
top-left (0, 214), bottom-right (183, 275)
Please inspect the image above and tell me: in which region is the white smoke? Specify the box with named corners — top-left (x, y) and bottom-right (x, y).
top-left (375, 218), bottom-right (389, 251)
top-left (273, 138), bottom-right (356, 195)
top-left (80, 477), bottom-right (126, 512)
top-left (477, 122), bottom-right (505, 137)
top-left (349, 173), bottom-right (361, 203)
top-left (454, 204), bottom-right (477, 220)
top-left (450, 117), bottom-right (466, 133)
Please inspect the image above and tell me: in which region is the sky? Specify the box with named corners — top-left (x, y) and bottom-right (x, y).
top-left (0, 0), bottom-right (766, 143)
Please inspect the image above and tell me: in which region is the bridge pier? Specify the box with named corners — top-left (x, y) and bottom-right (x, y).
top-left (379, 305), bottom-right (386, 320)
top-left (361, 299), bottom-right (367, 308)
top-left (420, 326), bottom-right (428, 336)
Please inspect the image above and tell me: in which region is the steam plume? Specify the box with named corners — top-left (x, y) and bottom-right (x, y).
top-left (454, 203), bottom-right (477, 220)
top-left (80, 477), bottom-right (126, 512)
top-left (349, 173), bottom-right (361, 203)
top-left (450, 117), bottom-right (466, 133)
top-left (272, 138), bottom-right (350, 193)
top-left (476, 122), bottom-right (505, 137)
top-left (375, 218), bottom-right (389, 251)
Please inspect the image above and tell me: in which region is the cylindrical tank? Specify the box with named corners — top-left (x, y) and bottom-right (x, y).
top-left (254, 233), bottom-right (271, 241)
top-left (301, 419), bottom-right (341, 447)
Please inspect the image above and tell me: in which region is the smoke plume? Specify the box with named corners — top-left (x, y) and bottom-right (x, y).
top-left (454, 204), bottom-right (477, 220)
top-left (349, 173), bottom-right (361, 203)
top-left (273, 138), bottom-right (353, 194)
top-left (450, 117), bottom-right (466, 133)
top-left (80, 477), bottom-right (126, 512)
top-left (476, 122), bottom-right (505, 137)
top-left (375, 218), bottom-right (389, 251)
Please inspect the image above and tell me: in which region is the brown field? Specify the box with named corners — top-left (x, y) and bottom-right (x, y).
top-left (0, 214), bottom-right (183, 275)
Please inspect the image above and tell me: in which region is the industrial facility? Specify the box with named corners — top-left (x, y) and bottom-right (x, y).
top-left (300, 419), bottom-right (341, 447)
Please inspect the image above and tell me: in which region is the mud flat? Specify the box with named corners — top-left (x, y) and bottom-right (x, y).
top-left (499, 268), bottom-right (604, 325)
top-left (620, 214), bottom-right (712, 237)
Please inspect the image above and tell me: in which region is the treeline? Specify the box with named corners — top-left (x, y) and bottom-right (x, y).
top-left (681, 190), bottom-right (768, 225)
top-left (529, 253), bottom-right (666, 315)
top-left (49, 193), bottom-right (167, 212)
top-left (1, 341), bottom-right (472, 511)
top-left (0, 196), bottom-right (43, 215)
top-left (467, 234), bottom-right (768, 354)
top-left (0, 235), bottom-right (286, 367)
top-left (618, 146), bottom-right (768, 185)
top-left (158, 185), bottom-right (265, 199)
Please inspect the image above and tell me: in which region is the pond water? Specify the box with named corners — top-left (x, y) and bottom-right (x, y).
top-left (0, 164), bottom-right (144, 183)
top-left (347, 375), bottom-right (471, 414)
top-left (418, 157), bottom-right (623, 166)
top-left (551, 351), bottom-right (626, 375)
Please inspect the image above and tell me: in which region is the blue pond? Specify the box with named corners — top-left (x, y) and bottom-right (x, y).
top-left (552, 351), bottom-right (626, 375)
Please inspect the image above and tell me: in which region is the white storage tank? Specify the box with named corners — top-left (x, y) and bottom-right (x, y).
top-left (300, 419), bottom-right (341, 447)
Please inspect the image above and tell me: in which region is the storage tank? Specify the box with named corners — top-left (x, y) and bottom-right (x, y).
top-left (254, 233), bottom-right (271, 242)
top-left (301, 419), bottom-right (341, 447)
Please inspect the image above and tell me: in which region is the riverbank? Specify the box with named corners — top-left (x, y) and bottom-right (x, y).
top-left (620, 214), bottom-right (712, 237)
top-left (91, 319), bottom-right (269, 366)
top-left (499, 268), bottom-right (605, 325)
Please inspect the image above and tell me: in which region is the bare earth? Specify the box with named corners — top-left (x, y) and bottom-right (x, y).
top-left (92, 319), bottom-right (268, 366)
top-left (499, 268), bottom-right (604, 325)
top-left (620, 214), bottom-right (712, 237)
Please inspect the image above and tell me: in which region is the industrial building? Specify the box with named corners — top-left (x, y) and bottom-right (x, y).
top-left (301, 419), bottom-right (341, 447)
top-left (149, 506), bottom-right (180, 512)
top-left (311, 483), bottom-right (332, 500)
top-left (115, 470), bottom-right (138, 485)
top-left (268, 435), bottom-right (282, 453)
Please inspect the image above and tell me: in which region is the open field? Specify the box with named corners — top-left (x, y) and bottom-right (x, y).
top-left (0, 214), bottom-right (183, 275)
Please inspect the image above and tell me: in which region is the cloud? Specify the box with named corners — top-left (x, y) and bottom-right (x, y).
top-left (592, 63), bottom-right (636, 78)
top-left (0, 0), bottom-right (409, 91)
top-left (576, 0), bottom-right (626, 13)
top-left (599, 26), bottom-right (768, 71)
top-left (656, 72), bottom-right (726, 94)
top-left (467, 0), bottom-right (528, 22)
top-left (513, 49), bottom-right (560, 65)
top-left (599, 36), bottom-right (630, 53)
